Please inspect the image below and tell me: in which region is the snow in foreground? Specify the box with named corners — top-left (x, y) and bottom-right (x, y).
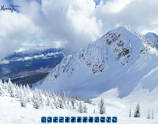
top-left (1, 95), bottom-right (158, 124)
top-left (0, 81), bottom-right (158, 124)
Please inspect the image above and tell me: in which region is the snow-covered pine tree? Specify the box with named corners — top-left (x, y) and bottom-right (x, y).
top-left (147, 110), bottom-right (150, 119)
top-left (99, 98), bottom-right (106, 114)
top-left (84, 99), bottom-right (92, 104)
top-left (32, 89), bottom-right (44, 109)
top-left (129, 108), bottom-right (132, 117)
top-left (59, 99), bottom-right (64, 109)
top-left (62, 91), bottom-right (66, 98)
top-left (83, 105), bottom-right (88, 113)
top-left (23, 84), bottom-right (32, 102)
top-left (134, 104), bottom-right (140, 118)
top-left (0, 80), bottom-right (3, 96)
top-left (8, 80), bottom-right (15, 97)
top-left (32, 93), bottom-right (40, 109)
top-left (0, 79), bottom-right (96, 113)
top-left (45, 95), bottom-right (51, 106)
top-left (38, 90), bottom-right (44, 106)
top-left (3, 81), bottom-right (8, 90)
top-left (0, 87), bottom-right (2, 96)
top-left (71, 100), bottom-right (76, 110)
top-left (15, 84), bottom-right (23, 99)
top-left (76, 96), bottom-right (81, 101)
top-left (152, 110), bottom-right (154, 119)
top-left (79, 102), bottom-right (83, 113)
top-left (93, 109), bottom-right (96, 114)
top-left (20, 92), bottom-right (27, 108)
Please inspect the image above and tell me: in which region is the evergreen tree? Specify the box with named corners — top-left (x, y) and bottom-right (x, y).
top-left (129, 108), bottom-right (132, 117)
top-left (3, 81), bottom-right (8, 90)
top-left (59, 99), bottom-right (64, 109)
top-left (152, 110), bottom-right (154, 119)
top-left (62, 92), bottom-right (66, 98)
top-left (45, 96), bottom-right (51, 106)
top-left (8, 80), bottom-right (15, 97)
top-left (99, 98), bottom-right (106, 114)
top-left (18, 86), bottom-right (27, 108)
top-left (134, 104), bottom-right (140, 118)
top-left (71, 100), bottom-right (75, 109)
top-left (32, 93), bottom-right (40, 109)
top-left (79, 102), bottom-right (83, 113)
top-left (147, 110), bottom-right (150, 119)
top-left (32, 90), bottom-right (43, 109)
top-left (24, 85), bottom-right (32, 102)
top-left (0, 80), bottom-right (4, 96)
top-left (83, 105), bottom-right (88, 113)
top-left (0, 79), bottom-right (95, 114)
top-left (20, 94), bottom-right (27, 108)
top-left (0, 83), bottom-right (3, 96)
top-left (93, 109), bottom-right (96, 114)
top-left (15, 85), bottom-right (23, 99)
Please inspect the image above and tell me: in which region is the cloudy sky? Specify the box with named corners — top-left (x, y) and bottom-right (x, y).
top-left (0, 0), bottom-right (158, 58)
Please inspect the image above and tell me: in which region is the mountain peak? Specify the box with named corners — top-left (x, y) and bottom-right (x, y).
top-left (145, 32), bottom-right (158, 37)
top-left (35, 27), bottom-right (150, 98)
top-left (145, 32), bottom-right (158, 48)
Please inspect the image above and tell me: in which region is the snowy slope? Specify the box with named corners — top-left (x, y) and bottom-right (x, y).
top-left (1, 81), bottom-right (158, 124)
top-left (1, 85), bottom-right (158, 124)
top-left (145, 32), bottom-right (158, 49)
top-left (35, 27), bottom-right (158, 98)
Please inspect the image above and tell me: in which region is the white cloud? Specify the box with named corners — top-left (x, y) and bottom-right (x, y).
top-left (0, 11), bottom-right (41, 39)
top-left (12, 0), bottom-right (102, 52)
top-left (38, 0), bottom-right (102, 50)
top-left (96, 0), bottom-right (158, 33)
top-left (0, 0), bottom-right (158, 58)
top-left (0, 10), bottom-right (41, 58)
top-left (99, 0), bottom-right (134, 13)
top-left (67, 0), bottom-right (102, 40)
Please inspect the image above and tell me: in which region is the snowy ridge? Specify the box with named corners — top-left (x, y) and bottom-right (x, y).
top-left (145, 32), bottom-right (158, 48)
top-left (0, 48), bottom-right (64, 64)
top-left (35, 27), bottom-right (158, 99)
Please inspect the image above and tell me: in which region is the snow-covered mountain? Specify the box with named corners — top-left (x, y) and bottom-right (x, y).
top-left (1, 31), bottom-right (158, 123)
top-left (0, 48), bottom-right (64, 85)
top-left (35, 27), bottom-right (158, 98)
top-left (145, 32), bottom-right (158, 49)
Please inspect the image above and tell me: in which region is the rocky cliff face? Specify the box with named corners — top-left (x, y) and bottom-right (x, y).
top-left (35, 27), bottom-right (158, 99)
